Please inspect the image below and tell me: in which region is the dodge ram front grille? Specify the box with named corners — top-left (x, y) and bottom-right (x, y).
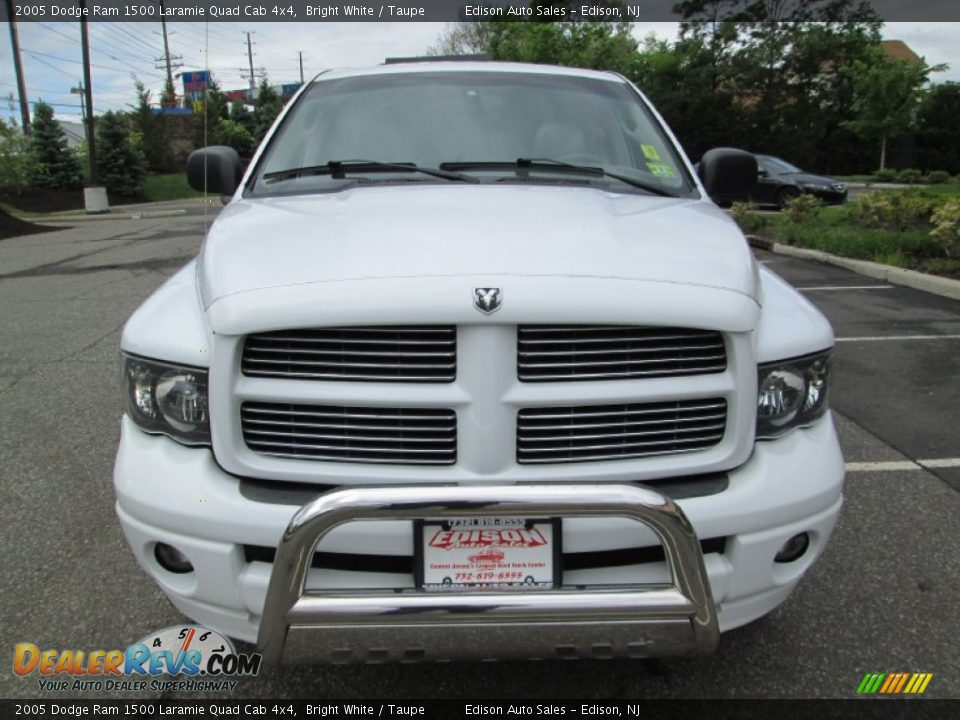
top-left (242, 326), bottom-right (456, 382)
top-left (517, 399), bottom-right (727, 464)
top-left (241, 403), bottom-right (457, 465)
top-left (518, 325), bottom-right (726, 382)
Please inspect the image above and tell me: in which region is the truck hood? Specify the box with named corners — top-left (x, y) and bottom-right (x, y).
top-left (200, 185), bottom-right (760, 334)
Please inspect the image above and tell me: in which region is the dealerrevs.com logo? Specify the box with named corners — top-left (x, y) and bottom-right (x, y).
top-left (14, 625), bottom-right (261, 692)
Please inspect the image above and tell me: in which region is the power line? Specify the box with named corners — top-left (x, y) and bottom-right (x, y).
top-left (22, 51), bottom-right (79, 81)
top-left (37, 23), bottom-right (168, 79)
top-left (88, 26), bottom-right (158, 64)
top-left (89, 24), bottom-right (157, 58)
top-left (22, 47), bottom-right (164, 79)
top-left (0, 81), bottom-right (127, 98)
top-left (38, 22), bottom-right (79, 45)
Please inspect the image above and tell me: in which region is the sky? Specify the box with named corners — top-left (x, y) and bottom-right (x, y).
top-left (1, 21), bottom-right (959, 126)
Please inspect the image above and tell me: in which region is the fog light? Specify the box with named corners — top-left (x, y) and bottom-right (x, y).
top-left (774, 533), bottom-right (810, 563)
top-left (154, 543), bottom-right (194, 574)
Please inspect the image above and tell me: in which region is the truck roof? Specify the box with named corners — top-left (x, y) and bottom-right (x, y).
top-left (311, 61), bottom-right (625, 84)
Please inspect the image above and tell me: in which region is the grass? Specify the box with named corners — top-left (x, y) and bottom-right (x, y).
top-left (910, 180), bottom-right (960, 198)
top-left (142, 173), bottom-right (204, 203)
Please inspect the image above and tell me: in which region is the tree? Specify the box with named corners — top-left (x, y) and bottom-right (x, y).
top-left (28, 100), bottom-right (82, 190)
top-left (843, 48), bottom-right (940, 169)
top-left (253, 79), bottom-right (283, 143)
top-left (95, 111), bottom-right (147, 197)
top-left (428, 22), bottom-right (496, 56)
top-left (670, 1), bottom-right (881, 168)
top-left (131, 79), bottom-right (174, 173)
top-left (230, 99), bottom-right (256, 137)
top-left (916, 82), bottom-right (960, 174)
top-left (161, 76), bottom-right (178, 109)
top-left (193, 77), bottom-right (230, 148)
top-left (483, 21), bottom-right (639, 75)
top-left (0, 95), bottom-right (36, 192)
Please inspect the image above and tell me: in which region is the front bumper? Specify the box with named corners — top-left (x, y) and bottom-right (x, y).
top-left (259, 484), bottom-right (717, 664)
top-left (114, 413), bottom-right (845, 662)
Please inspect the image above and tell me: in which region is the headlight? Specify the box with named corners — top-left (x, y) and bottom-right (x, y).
top-left (801, 183), bottom-right (831, 192)
top-left (756, 350), bottom-right (831, 439)
top-left (123, 355), bottom-right (210, 445)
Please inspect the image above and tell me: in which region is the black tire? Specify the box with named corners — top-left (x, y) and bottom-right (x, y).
top-left (777, 187), bottom-right (800, 209)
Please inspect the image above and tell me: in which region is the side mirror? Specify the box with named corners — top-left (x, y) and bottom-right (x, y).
top-left (758, 168), bottom-right (769, 178)
top-left (187, 146), bottom-right (243, 196)
top-left (697, 148), bottom-right (757, 202)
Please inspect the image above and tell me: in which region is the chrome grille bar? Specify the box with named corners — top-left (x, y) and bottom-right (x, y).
top-left (242, 402), bottom-right (457, 466)
top-left (242, 326), bottom-right (456, 383)
top-left (518, 325), bottom-right (726, 382)
top-left (518, 399), bottom-right (727, 464)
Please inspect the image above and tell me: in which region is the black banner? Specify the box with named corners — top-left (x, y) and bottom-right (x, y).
top-left (2, 0), bottom-right (960, 23)
top-left (1, 699), bottom-right (958, 720)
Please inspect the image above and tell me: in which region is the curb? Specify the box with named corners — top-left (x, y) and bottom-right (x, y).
top-left (40, 208), bottom-right (189, 223)
top-left (747, 235), bottom-right (960, 302)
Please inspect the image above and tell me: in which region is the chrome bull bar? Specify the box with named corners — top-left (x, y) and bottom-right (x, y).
top-left (257, 484), bottom-right (719, 664)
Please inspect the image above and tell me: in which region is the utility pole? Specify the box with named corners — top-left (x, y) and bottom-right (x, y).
top-left (299, 52), bottom-right (304, 84)
top-left (4, 0), bottom-right (31, 134)
top-left (79, 2), bottom-right (97, 186)
top-left (246, 32), bottom-right (256, 92)
top-left (70, 84), bottom-right (86, 126)
top-left (156, 0), bottom-right (181, 95)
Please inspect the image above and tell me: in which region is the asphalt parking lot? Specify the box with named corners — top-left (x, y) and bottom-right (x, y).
top-left (1, 204), bottom-right (958, 700)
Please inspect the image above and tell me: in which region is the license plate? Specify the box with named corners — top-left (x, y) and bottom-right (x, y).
top-left (415, 518), bottom-right (560, 591)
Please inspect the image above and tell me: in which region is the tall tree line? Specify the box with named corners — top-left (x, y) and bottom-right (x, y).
top-left (431, 1), bottom-right (954, 173)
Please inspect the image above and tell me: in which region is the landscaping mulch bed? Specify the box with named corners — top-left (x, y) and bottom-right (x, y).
top-left (0, 208), bottom-right (56, 241)
top-left (0, 186), bottom-right (147, 214)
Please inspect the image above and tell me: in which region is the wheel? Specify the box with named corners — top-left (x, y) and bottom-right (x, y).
top-left (776, 187), bottom-right (800, 209)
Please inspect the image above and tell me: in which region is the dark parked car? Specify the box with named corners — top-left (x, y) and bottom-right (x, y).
top-left (752, 155), bottom-right (847, 208)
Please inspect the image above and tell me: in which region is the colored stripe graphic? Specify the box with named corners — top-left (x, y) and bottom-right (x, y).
top-left (857, 672), bottom-right (932, 694)
top-left (857, 673), bottom-right (885, 694)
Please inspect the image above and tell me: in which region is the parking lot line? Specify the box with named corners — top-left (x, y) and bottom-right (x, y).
top-left (835, 334), bottom-right (960, 342)
top-left (846, 461), bottom-right (919, 472)
top-left (918, 458), bottom-right (960, 469)
top-left (798, 285), bottom-right (894, 291)
top-left (846, 458), bottom-right (960, 472)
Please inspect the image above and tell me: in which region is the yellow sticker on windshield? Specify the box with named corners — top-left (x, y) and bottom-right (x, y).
top-left (647, 162), bottom-right (676, 178)
top-left (641, 145), bottom-right (661, 160)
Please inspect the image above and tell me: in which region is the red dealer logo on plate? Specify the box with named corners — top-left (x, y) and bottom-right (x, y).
top-left (427, 526), bottom-right (549, 551)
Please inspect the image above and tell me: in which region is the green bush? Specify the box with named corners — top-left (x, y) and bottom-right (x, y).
top-left (95, 111), bottom-right (147, 197)
top-left (782, 193), bottom-right (821, 224)
top-left (852, 191), bottom-right (938, 231)
top-left (730, 201), bottom-right (765, 233)
top-left (28, 101), bottom-right (82, 190)
top-left (211, 118), bottom-right (254, 158)
top-left (926, 170), bottom-right (951, 185)
top-left (895, 168), bottom-right (923, 184)
top-left (874, 168), bottom-right (897, 182)
top-left (930, 199), bottom-right (960, 258)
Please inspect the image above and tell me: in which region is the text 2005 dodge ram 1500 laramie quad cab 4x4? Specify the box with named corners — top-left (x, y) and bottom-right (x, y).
top-left (114, 61), bottom-right (844, 664)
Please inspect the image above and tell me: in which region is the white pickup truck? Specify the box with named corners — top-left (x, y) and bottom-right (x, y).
top-left (113, 61), bottom-right (844, 664)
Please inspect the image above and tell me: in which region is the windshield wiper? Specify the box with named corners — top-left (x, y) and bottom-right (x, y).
top-left (262, 160), bottom-right (475, 183)
top-left (439, 158), bottom-right (675, 197)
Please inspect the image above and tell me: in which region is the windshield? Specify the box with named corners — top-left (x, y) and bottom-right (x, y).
top-left (251, 71), bottom-right (696, 197)
top-left (758, 155), bottom-right (802, 174)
